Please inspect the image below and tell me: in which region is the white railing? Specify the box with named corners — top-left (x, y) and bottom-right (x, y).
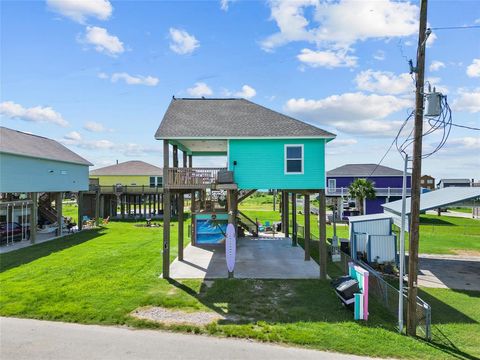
top-left (326, 187), bottom-right (411, 197)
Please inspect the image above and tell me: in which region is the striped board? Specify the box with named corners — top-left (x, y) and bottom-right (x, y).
top-left (226, 223), bottom-right (236, 273)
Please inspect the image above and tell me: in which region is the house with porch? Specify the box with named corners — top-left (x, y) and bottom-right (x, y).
top-left (85, 160), bottom-right (163, 219)
top-left (326, 164), bottom-right (411, 216)
top-left (0, 127), bottom-right (92, 247)
top-left (155, 98), bottom-right (336, 279)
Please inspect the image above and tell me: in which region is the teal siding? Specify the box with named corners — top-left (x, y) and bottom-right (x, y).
top-left (228, 139), bottom-right (326, 189)
top-left (0, 153), bottom-right (90, 193)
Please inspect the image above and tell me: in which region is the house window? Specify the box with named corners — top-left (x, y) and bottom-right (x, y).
top-left (150, 176), bottom-right (163, 188)
top-left (150, 177), bottom-right (155, 188)
top-left (157, 176), bottom-right (162, 187)
top-left (328, 179), bottom-right (336, 191)
top-left (427, 179), bottom-right (433, 184)
top-left (285, 145), bottom-right (303, 174)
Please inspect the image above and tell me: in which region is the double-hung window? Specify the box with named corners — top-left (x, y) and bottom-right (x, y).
top-left (150, 176), bottom-right (163, 188)
top-left (285, 144), bottom-right (304, 174)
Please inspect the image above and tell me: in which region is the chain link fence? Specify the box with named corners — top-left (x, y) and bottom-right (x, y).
top-left (296, 222), bottom-right (431, 340)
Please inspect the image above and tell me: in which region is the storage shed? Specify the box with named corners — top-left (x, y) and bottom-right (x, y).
top-left (348, 213), bottom-right (396, 264)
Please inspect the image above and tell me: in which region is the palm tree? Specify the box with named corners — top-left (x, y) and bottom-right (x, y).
top-left (348, 179), bottom-right (376, 215)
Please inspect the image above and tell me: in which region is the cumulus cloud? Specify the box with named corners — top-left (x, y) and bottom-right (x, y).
top-left (220, 0), bottom-right (234, 11)
top-left (297, 48), bottom-right (357, 68)
top-left (235, 85), bottom-right (256, 98)
top-left (355, 70), bottom-right (414, 95)
top-left (83, 121), bottom-right (110, 133)
top-left (80, 26), bottom-right (124, 56)
top-left (373, 50), bottom-right (385, 61)
top-left (187, 82), bottom-right (213, 97)
top-left (466, 59), bottom-right (480, 78)
top-left (62, 132), bottom-right (115, 150)
top-left (0, 101), bottom-right (68, 127)
top-left (169, 28), bottom-right (199, 55)
top-left (47, 0), bottom-right (112, 23)
top-left (452, 89), bottom-right (480, 113)
top-left (261, 0), bottom-right (418, 62)
top-left (429, 60), bottom-right (445, 72)
top-left (99, 72), bottom-right (159, 86)
top-left (327, 138), bottom-right (358, 147)
top-left (448, 137), bottom-right (480, 150)
top-left (285, 92), bottom-right (411, 136)
top-left (64, 131), bottom-right (82, 141)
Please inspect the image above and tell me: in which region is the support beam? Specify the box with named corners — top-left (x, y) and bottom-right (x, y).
top-left (227, 189), bottom-right (238, 278)
top-left (284, 192), bottom-right (289, 238)
top-left (56, 192), bottom-right (63, 237)
top-left (318, 189), bottom-right (327, 280)
top-left (304, 194), bottom-right (311, 260)
top-left (162, 140), bottom-right (171, 278)
top-left (178, 192), bottom-right (184, 261)
top-left (31, 192), bottom-right (38, 243)
top-left (292, 193), bottom-right (297, 246)
top-left (95, 190), bottom-right (100, 226)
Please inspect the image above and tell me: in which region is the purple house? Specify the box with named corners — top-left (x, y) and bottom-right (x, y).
top-left (326, 164), bottom-right (411, 216)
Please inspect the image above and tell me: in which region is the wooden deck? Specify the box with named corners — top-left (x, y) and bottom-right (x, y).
top-left (166, 167), bottom-right (236, 190)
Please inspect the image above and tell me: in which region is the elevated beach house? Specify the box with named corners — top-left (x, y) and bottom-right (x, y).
top-left (0, 127), bottom-right (92, 244)
top-left (155, 98), bottom-right (336, 278)
top-left (326, 164), bottom-right (411, 216)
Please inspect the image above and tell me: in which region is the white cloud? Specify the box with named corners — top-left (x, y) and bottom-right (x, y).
top-left (47, 0), bottom-right (112, 23)
top-left (261, 0), bottom-right (418, 51)
top-left (64, 131), bottom-right (82, 141)
top-left (83, 121), bottom-right (109, 133)
top-left (448, 137), bottom-right (480, 150)
top-left (97, 72), bottom-right (108, 79)
top-left (373, 50), bottom-right (385, 61)
top-left (429, 60), bottom-right (445, 72)
top-left (355, 70), bottom-right (413, 95)
top-left (187, 82), bottom-right (213, 97)
top-left (452, 89), bottom-right (480, 113)
top-left (169, 28), bottom-right (199, 55)
top-left (0, 101), bottom-right (68, 127)
top-left (108, 72), bottom-right (159, 86)
top-left (220, 0), bottom-right (234, 11)
top-left (81, 26), bottom-right (124, 56)
top-left (466, 59), bottom-right (480, 78)
top-left (285, 92), bottom-right (411, 136)
top-left (327, 138), bottom-right (358, 147)
top-left (297, 48), bottom-right (357, 68)
top-left (235, 85), bottom-right (256, 99)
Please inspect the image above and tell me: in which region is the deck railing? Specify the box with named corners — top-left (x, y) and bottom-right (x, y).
top-left (326, 187), bottom-right (411, 197)
top-left (166, 167), bottom-right (227, 189)
top-left (88, 184), bottom-right (163, 194)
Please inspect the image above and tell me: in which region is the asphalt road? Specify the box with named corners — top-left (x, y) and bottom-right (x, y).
top-left (0, 317), bottom-right (372, 360)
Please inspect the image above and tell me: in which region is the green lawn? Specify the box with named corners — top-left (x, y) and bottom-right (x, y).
top-left (1, 220), bottom-right (479, 359)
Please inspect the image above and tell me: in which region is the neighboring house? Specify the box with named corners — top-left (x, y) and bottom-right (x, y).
top-left (420, 175), bottom-right (435, 190)
top-left (0, 126), bottom-right (92, 242)
top-left (437, 178), bottom-right (471, 188)
top-left (86, 161), bottom-right (164, 220)
top-left (326, 164), bottom-right (411, 215)
top-left (155, 97), bottom-right (336, 278)
top-left (90, 160), bottom-right (163, 187)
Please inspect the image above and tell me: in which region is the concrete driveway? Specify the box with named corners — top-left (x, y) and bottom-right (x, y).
top-left (0, 317), bottom-right (373, 360)
top-left (418, 254), bottom-right (480, 291)
top-left (168, 237), bottom-right (320, 279)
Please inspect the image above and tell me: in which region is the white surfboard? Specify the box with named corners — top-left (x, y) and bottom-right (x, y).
top-left (226, 223), bottom-right (236, 273)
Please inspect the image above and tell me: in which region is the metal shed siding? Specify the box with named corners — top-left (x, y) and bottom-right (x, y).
top-left (351, 218), bottom-right (391, 236)
top-left (228, 138), bottom-right (326, 189)
top-left (0, 153), bottom-right (89, 193)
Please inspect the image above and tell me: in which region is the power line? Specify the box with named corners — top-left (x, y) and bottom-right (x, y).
top-left (451, 123), bottom-right (480, 131)
top-left (428, 25), bottom-right (480, 30)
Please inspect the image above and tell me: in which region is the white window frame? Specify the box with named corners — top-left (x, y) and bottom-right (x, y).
top-left (328, 179), bottom-right (336, 191)
top-left (284, 144), bottom-right (304, 175)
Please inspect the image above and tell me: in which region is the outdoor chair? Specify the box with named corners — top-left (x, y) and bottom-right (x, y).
top-left (264, 221), bottom-right (272, 231)
top-left (102, 216), bottom-right (110, 225)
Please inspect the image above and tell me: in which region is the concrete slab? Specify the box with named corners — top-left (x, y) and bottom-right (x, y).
top-left (169, 237), bottom-right (320, 279)
top-left (417, 255), bottom-right (480, 291)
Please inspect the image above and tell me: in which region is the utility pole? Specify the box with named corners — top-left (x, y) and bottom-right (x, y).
top-left (407, 0), bottom-right (428, 336)
top-left (398, 154), bottom-right (409, 333)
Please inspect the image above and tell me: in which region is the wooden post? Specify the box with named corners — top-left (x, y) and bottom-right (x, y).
top-left (227, 189), bottom-right (238, 278)
top-left (319, 189), bottom-right (327, 280)
top-left (178, 191), bottom-right (184, 261)
top-left (284, 192), bottom-right (290, 237)
top-left (304, 194), bottom-right (311, 260)
top-left (172, 145), bottom-right (178, 217)
top-left (31, 192), bottom-right (38, 243)
top-left (56, 192), bottom-right (63, 237)
top-left (99, 195), bottom-right (104, 219)
top-left (77, 192), bottom-right (83, 231)
top-left (408, 0), bottom-right (428, 337)
top-left (143, 194), bottom-right (147, 218)
top-left (162, 140), bottom-right (171, 278)
top-left (292, 193), bottom-right (297, 246)
top-left (95, 189), bottom-right (100, 226)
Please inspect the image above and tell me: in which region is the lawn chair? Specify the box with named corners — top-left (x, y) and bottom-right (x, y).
top-left (256, 221), bottom-right (265, 232)
top-left (102, 216), bottom-right (110, 225)
top-left (264, 221), bottom-right (272, 232)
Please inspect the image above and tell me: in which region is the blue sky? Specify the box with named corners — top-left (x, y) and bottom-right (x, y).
top-left (1, 0), bottom-right (479, 180)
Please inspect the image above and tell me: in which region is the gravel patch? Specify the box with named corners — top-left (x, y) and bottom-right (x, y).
top-left (132, 307), bottom-right (226, 326)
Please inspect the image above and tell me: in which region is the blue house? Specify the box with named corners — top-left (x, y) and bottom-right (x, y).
top-left (155, 98), bottom-right (336, 278)
top-left (326, 164), bottom-right (411, 216)
top-left (0, 127), bottom-right (92, 243)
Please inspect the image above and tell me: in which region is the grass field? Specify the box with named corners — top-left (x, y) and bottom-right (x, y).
top-left (1, 220), bottom-right (479, 359)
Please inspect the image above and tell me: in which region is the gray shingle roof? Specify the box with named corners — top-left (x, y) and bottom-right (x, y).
top-left (155, 98), bottom-right (336, 139)
top-left (0, 127), bottom-right (92, 166)
top-left (90, 161), bottom-right (163, 176)
top-left (327, 164), bottom-right (409, 177)
top-left (438, 179), bottom-right (470, 184)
